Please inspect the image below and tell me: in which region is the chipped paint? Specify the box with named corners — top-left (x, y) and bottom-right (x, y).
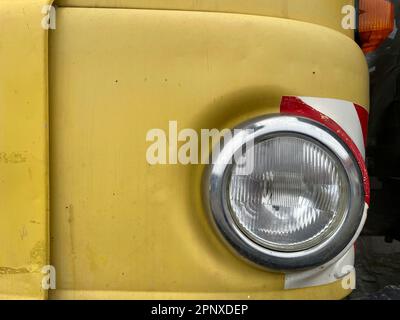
top-left (0, 151), bottom-right (27, 164)
top-left (0, 267), bottom-right (30, 275)
top-left (30, 241), bottom-right (46, 267)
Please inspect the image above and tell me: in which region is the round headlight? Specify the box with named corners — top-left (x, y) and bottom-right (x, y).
top-left (205, 115), bottom-right (365, 271)
top-left (228, 135), bottom-right (349, 252)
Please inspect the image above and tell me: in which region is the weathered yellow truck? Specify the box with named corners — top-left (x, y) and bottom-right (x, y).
top-left (0, 0), bottom-right (371, 299)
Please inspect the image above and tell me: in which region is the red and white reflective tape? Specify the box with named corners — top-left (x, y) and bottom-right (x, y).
top-left (280, 96), bottom-right (370, 289)
top-left (280, 96), bottom-right (370, 205)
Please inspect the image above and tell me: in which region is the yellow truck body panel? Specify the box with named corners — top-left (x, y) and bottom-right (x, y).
top-left (0, 0), bottom-right (368, 299)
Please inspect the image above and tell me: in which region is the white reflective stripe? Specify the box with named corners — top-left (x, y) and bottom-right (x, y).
top-left (299, 97), bottom-right (365, 159)
top-left (284, 247), bottom-right (354, 290)
top-left (284, 203), bottom-right (368, 290)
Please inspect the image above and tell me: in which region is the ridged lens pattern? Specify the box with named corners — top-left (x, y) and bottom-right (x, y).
top-left (228, 136), bottom-right (349, 252)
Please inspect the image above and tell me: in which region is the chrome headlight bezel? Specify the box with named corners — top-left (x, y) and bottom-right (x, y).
top-left (204, 115), bottom-right (365, 271)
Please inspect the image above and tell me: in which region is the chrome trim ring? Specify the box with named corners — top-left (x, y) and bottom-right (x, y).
top-left (203, 115), bottom-right (365, 271)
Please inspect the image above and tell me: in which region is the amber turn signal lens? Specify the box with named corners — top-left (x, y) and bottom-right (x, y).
top-left (359, 0), bottom-right (395, 53)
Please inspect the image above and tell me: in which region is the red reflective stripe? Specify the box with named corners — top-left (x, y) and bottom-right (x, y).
top-left (280, 96), bottom-right (370, 205)
top-left (354, 103), bottom-right (369, 147)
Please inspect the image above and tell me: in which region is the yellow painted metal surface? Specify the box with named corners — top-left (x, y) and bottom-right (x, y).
top-left (48, 7), bottom-right (368, 300)
top-left (0, 0), bottom-right (51, 300)
top-left (0, 0), bottom-right (368, 300)
top-left (50, 279), bottom-right (352, 300)
top-left (55, 0), bottom-right (355, 38)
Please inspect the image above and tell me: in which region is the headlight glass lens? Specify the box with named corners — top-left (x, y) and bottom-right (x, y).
top-left (228, 135), bottom-right (350, 252)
